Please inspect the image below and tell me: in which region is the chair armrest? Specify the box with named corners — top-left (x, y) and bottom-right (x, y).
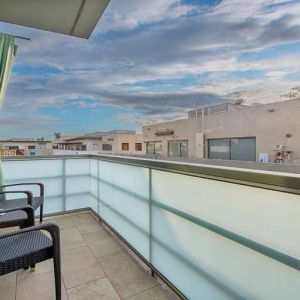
top-left (3, 183), bottom-right (44, 197)
top-left (0, 191), bottom-right (33, 205)
top-left (0, 205), bottom-right (35, 227)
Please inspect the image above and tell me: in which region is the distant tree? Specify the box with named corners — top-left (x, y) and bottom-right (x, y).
top-left (54, 132), bottom-right (62, 140)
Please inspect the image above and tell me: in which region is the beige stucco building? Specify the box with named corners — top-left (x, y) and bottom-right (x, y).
top-left (142, 99), bottom-right (300, 163)
top-left (53, 130), bottom-right (145, 155)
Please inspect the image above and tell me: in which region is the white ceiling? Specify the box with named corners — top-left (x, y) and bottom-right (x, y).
top-left (0, 0), bottom-right (110, 39)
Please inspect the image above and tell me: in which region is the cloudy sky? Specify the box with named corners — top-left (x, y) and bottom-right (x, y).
top-left (1, 0), bottom-right (300, 139)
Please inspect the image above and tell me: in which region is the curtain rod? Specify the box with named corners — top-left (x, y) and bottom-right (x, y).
top-left (13, 34), bottom-right (31, 41)
top-left (1, 32), bottom-right (31, 41)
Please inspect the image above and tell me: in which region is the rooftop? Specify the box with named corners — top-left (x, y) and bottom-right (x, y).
top-left (54, 130), bottom-right (138, 142)
top-left (0, 139), bottom-right (51, 143)
top-left (0, 211), bottom-right (175, 300)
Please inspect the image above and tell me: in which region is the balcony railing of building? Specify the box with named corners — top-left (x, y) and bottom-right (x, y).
top-left (2, 155), bottom-right (300, 300)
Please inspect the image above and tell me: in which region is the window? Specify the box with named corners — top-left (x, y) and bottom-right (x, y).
top-left (146, 141), bottom-right (162, 155)
top-left (102, 144), bottom-right (112, 151)
top-left (8, 146), bottom-right (19, 150)
top-left (107, 138), bottom-right (114, 141)
top-left (135, 143), bottom-right (142, 151)
top-left (122, 143), bottom-right (129, 151)
top-left (208, 138), bottom-right (256, 161)
top-left (168, 140), bottom-right (188, 157)
top-left (28, 145), bottom-right (36, 149)
top-left (208, 139), bottom-right (230, 160)
top-left (154, 141), bottom-right (162, 155)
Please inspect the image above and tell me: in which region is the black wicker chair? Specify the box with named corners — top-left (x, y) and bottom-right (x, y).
top-left (0, 206), bottom-right (61, 300)
top-left (0, 182), bottom-right (44, 223)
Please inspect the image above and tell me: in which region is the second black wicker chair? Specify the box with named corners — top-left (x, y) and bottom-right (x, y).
top-left (0, 182), bottom-right (44, 224)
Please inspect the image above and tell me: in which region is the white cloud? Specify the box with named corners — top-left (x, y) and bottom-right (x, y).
top-left (97, 0), bottom-right (197, 32)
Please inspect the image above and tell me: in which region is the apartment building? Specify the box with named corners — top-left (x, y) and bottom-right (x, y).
top-left (142, 99), bottom-right (300, 163)
top-left (53, 130), bottom-right (145, 155)
top-left (0, 139), bottom-right (52, 156)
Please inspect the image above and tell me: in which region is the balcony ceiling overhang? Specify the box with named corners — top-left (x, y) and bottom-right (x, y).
top-left (0, 0), bottom-right (110, 39)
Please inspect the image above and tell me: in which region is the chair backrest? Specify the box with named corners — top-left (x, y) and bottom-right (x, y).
top-left (0, 160), bottom-right (5, 201)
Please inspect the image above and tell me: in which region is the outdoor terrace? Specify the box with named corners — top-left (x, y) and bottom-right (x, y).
top-left (0, 155), bottom-right (300, 299)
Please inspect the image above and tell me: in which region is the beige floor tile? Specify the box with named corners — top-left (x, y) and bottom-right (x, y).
top-left (0, 272), bottom-right (16, 300)
top-left (62, 246), bottom-right (105, 289)
top-left (61, 227), bottom-right (86, 251)
top-left (16, 271), bottom-right (68, 300)
top-left (72, 213), bottom-right (101, 234)
top-left (46, 216), bottom-right (75, 229)
top-left (82, 230), bottom-right (123, 260)
top-left (100, 251), bottom-right (157, 299)
top-left (18, 259), bottom-right (53, 279)
top-left (127, 286), bottom-right (175, 300)
top-left (67, 277), bottom-right (121, 300)
top-left (0, 226), bottom-right (19, 234)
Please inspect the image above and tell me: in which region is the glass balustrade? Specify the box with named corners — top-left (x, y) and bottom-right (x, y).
top-left (2, 156), bottom-right (300, 299)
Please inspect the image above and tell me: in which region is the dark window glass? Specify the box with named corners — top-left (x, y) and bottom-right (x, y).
top-left (135, 143), bottom-right (142, 151)
top-left (122, 143), bottom-right (129, 151)
top-left (102, 144), bottom-right (112, 151)
top-left (208, 139), bottom-right (230, 160)
top-left (146, 142), bottom-right (155, 155)
top-left (168, 140), bottom-right (188, 157)
top-left (208, 138), bottom-right (256, 161)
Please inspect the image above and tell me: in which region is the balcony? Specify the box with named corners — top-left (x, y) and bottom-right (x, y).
top-left (1, 155), bottom-right (300, 299)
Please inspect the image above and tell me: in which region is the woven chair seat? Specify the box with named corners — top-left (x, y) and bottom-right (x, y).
top-left (0, 196), bottom-right (43, 210)
top-left (0, 210), bottom-right (27, 222)
top-left (0, 230), bottom-right (52, 265)
top-left (0, 210), bottom-right (28, 228)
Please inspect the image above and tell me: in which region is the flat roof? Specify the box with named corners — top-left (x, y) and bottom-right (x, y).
top-left (61, 136), bottom-right (103, 142)
top-left (0, 140), bottom-right (51, 143)
top-left (0, 0), bottom-right (110, 39)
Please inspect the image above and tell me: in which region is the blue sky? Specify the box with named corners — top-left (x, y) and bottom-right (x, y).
top-left (1, 0), bottom-right (300, 139)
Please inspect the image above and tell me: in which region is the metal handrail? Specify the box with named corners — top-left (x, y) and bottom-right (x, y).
top-left (2, 154), bottom-right (300, 194)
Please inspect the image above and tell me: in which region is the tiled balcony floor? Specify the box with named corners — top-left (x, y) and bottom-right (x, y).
top-left (0, 211), bottom-right (176, 300)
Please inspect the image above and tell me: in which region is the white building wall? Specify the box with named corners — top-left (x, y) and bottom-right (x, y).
top-left (142, 99), bottom-right (300, 162)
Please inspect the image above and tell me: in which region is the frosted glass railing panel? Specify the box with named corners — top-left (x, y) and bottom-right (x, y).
top-left (89, 159), bottom-right (98, 177)
top-left (151, 207), bottom-right (300, 300)
top-left (65, 176), bottom-right (90, 194)
top-left (2, 159), bottom-right (91, 214)
top-left (98, 160), bottom-right (150, 259)
top-left (90, 176), bottom-right (98, 197)
top-left (90, 159), bottom-right (99, 210)
top-left (2, 159), bottom-right (63, 180)
top-left (2, 160), bottom-right (65, 212)
top-left (65, 159), bottom-right (90, 175)
top-left (46, 196), bottom-right (65, 214)
top-left (65, 194), bottom-right (94, 211)
top-left (65, 175), bottom-right (91, 210)
top-left (152, 170), bottom-right (300, 258)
